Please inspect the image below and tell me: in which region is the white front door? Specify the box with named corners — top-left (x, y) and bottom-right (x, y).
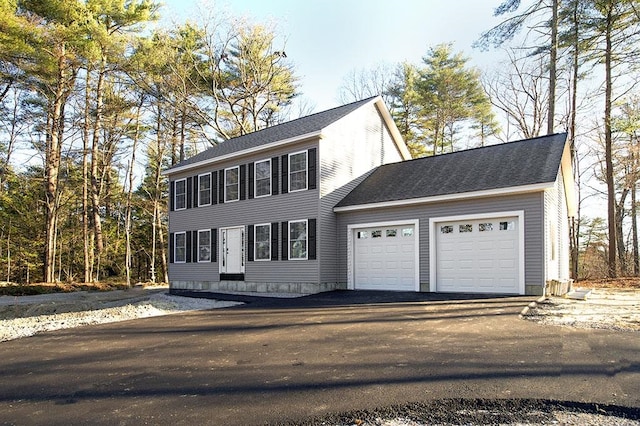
top-left (220, 227), bottom-right (245, 274)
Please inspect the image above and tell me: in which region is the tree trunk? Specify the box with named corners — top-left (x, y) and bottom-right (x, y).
top-left (632, 177), bottom-right (639, 276)
top-left (83, 72), bottom-right (92, 283)
top-left (90, 61), bottom-right (106, 280)
top-left (615, 188), bottom-right (628, 276)
top-left (569, 0), bottom-right (580, 280)
top-left (44, 53), bottom-right (69, 283)
top-left (604, 8), bottom-right (617, 278)
top-left (547, 0), bottom-right (558, 135)
top-left (125, 98), bottom-right (142, 287)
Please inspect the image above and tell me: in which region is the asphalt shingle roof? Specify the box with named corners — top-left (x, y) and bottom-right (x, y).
top-left (166, 96), bottom-right (377, 172)
top-left (335, 133), bottom-right (568, 208)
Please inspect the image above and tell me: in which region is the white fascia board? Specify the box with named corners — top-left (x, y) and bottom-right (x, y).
top-left (333, 182), bottom-right (552, 213)
top-left (560, 142), bottom-right (578, 217)
top-left (372, 97), bottom-right (412, 160)
top-left (162, 130), bottom-right (323, 176)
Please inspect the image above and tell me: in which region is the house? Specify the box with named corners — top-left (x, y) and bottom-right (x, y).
top-left (164, 96), bottom-right (576, 296)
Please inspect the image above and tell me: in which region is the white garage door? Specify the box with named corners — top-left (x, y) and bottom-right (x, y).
top-left (436, 217), bottom-right (520, 294)
top-left (354, 224), bottom-right (416, 291)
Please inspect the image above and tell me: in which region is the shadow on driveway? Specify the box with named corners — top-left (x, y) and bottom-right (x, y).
top-left (0, 290), bottom-right (638, 426)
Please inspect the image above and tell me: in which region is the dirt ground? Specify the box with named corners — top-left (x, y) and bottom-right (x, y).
top-left (522, 278), bottom-right (640, 331)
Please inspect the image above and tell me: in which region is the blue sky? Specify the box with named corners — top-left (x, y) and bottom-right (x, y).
top-left (159, 0), bottom-right (506, 112)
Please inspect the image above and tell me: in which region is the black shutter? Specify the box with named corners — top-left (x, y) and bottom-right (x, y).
top-left (240, 164), bottom-right (247, 200)
top-left (308, 148), bottom-right (317, 190)
top-left (186, 231), bottom-right (192, 263)
top-left (271, 222), bottom-right (279, 261)
top-left (281, 221), bottom-right (288, 260)
top-left (211, 172), bottom-right (218, 205)
top-left (169, 232), bottom-right (175, 263)
top-left (192, 230), bottom-right (199, 262)
top-left (308, 218), bottom-right (317, 260)
top-left (271, 157), bottom-right (279, 195)
top-left (218, 170), bottom-right (225, 204)
top-left (248, 162), bottom-right (255, 199)
top-left (193, 175), bottom-right (199, 207)
top-left (170, 181), bottom-right (175, 211)
top-left (247, 224), bottom-right (254, 261)
top-left (281, 154), bottom-right (288, 194)
top-left (211, 228), bottom-right (217, 262)
top-left (186, 177), bottom-right (193, 209)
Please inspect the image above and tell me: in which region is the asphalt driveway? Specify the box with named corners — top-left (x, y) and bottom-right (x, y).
top-left (0, 291), bottom-right (638, 425)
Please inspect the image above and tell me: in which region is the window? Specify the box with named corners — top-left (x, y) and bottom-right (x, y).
top-left (197, 230), bottom-right (211, 262)
top-left (386, 229), bottom-right (397, 237)
top-left (402, 228), bottom-right (413, 237)
top-left (255, 224), bottom-right (271, 261)
top-left (459, 224), bottom-right (473, 233)
top-left (371, 230), bottom-right (382, 238)
top-left (500, 221), bottom-right (515, 231)
top-left (174, 179), bottom-right (186, 210)
top-left (255, 159), bottom-right (271, 197)
top-left (289, 220), bottom-right (307, 260)
top-left (289, 151), bottom-right (307, 192)
top-left (198, 174), bottom-right (211, 206)
top-left (357, 231), bottom-right (369, 239)
top-left (479, 223), bottom-right (493, 232)
top-left (440, 225), bottom-right (453, 234)
top-left (174, 232), bottom-right (186, 263)
top-left (225, 166), bottom-right (239, 202)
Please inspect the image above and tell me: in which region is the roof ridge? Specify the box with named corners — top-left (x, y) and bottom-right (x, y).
top-left (219, 96), bottom-right (379, 144)
top-left (392, 132), bottom-right (567, 165)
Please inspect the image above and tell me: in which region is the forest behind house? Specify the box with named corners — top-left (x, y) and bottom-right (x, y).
top-left (0, 0), bottom-right (639, 285)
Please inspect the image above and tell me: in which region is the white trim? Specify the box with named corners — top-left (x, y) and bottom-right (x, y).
top-left (174, 178), bottom-right (187, 211)
top-left (288, 219), bottom-right (308, 260)
top-left (334, 182), bottom-right (551, 212)
top-left (254, 159), bottom-right (272, 198)
top-left (254, 223), bottom-right (271, 262)
top-left (288, 150), bottom-right (308, 193)
top-left (429, 211), bottom-right (525, 295)
top-left (560, 141), bottom-right (578, 217)
top-left (372, 97), bottom-right (412, 160)
top-left (347, 219), bottom-right (420, 292)
top-left (224, 166), bottom-right (240, 203)
top-left (174, 231), bottom-right (186, 263)
top-left (163, 130), bottom-right (322, 175)
top-left (197, 173), bottom-right (212, 207)
top-left (197, 229), bottom-right (212, 263)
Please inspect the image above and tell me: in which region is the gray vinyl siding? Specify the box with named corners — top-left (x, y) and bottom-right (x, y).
top-left (336, 192), bottom-right (545, 293)
top-left (169, 139), bottom-right (321, 284)
top-left (318, 102), bottom-right (405, 283)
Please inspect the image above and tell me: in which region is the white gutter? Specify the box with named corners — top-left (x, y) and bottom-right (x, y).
top-left (162, 130), bottom-right (323, 176)
top-left (333, 182), bottom-right (552, 212)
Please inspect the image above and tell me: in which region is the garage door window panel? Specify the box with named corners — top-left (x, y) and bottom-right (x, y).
top-left (479, 223), bottom-right (493, 232)
top-left (459, 224), bottom-right (473, 233)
